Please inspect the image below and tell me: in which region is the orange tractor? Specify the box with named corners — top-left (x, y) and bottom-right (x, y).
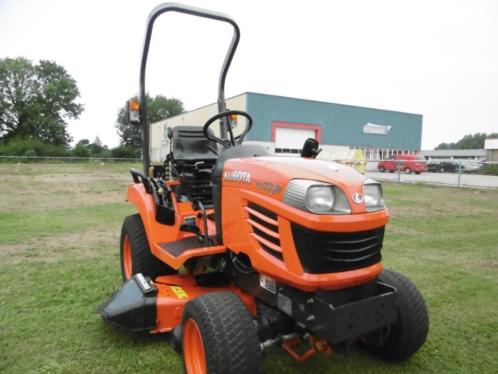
top-left (99, 3), bottom-right (429, 373)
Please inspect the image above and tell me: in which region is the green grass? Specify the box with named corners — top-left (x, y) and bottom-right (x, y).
top-left (1, 163), bottom-right (497, 373)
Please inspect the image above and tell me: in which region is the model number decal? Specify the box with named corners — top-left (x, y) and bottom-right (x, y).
top-left (223, 170), bottom-right (251, 183)
top-left (256, 181), bottom-right (281, 195)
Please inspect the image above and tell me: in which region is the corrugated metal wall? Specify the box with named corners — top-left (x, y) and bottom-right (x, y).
top-left (245, 92), bottom-right (423, 150)
top-left (149, 92), bottom-right (423, 163)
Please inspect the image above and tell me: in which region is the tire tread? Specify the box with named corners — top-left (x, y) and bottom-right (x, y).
top-left (363, 269), bottom-right (429, 361)
top-left (183, 292), bottom-right (262, 374)
top-left (120, 214), bottom-right (176, 281)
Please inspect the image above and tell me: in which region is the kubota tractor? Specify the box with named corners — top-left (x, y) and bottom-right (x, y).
top-left (99, 3), bottom-right (429, 373)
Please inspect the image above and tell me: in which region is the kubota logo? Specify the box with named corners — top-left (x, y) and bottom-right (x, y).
top-left (223, 170), bottom-right (251, 183)
top-left (352, 192), bottom-right (364, 204)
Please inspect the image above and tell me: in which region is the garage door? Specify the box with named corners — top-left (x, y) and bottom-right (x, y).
top-left (275, 127), bottom-right (316, 154)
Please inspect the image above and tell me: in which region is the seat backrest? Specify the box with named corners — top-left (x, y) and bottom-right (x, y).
top-left (170, 126), bottom-right (217, 161)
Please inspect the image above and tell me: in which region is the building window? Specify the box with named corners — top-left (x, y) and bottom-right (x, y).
top-left (275, 148), bottom-right (302, 155)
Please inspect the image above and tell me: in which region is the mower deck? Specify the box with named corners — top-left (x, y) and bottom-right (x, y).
top-left (99, 273), bottom-right (256, 334)
top-left (100, 271), bottom-right (398, 346)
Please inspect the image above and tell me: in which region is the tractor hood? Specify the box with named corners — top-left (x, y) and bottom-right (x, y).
top-left (222, 156), bottom-right (372, 214)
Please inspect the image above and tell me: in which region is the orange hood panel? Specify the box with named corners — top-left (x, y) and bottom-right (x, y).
top-left (222, 156), bottom-right (372, 214)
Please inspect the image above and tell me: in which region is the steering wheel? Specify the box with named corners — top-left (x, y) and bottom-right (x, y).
top-left (203, 110), bottom-right (253, 148)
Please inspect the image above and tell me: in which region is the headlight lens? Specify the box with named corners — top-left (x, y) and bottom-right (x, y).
top-left (284, 179), bottom-right (351, 214)
top-left (363, 180), bottom-right (384, 211)
top-left (306, 186), bottom-right (334, 212)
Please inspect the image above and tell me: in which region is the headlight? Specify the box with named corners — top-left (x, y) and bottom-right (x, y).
top-left (306, 186), bottom-right (334, 212)
top-left (363, 179), bottom-right (384, 212)
top-left (284, 179), bottom-right (351, 214)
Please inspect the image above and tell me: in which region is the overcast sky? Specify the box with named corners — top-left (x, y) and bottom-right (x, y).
top-left (1, 0), bottom-right (497, 150)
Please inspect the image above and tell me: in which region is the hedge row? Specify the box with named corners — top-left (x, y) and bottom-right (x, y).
top-left (0, 138), bottom-right (139, 159)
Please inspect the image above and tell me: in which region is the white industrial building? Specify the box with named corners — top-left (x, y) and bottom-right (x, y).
top-left (485, 138), bottom-right (498, 162)
top-left (150, 92), bottom-right (424, 165)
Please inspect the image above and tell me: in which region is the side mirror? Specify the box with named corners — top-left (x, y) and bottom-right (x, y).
top-left (301, 138), bottom-right (321, 158)
top-left (127, 99), bottom-right (140, 125)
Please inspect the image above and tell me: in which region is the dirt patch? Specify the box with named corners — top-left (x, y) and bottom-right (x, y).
top-left (0, 227), bottom-right (121, 265)
top-left (0, 168), bottom-right (131, 213)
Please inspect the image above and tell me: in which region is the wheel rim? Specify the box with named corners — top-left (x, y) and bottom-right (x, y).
top-left (183, 319), bottom-right (207, 374)
top-left (122, 236), bottom-right (132, 279)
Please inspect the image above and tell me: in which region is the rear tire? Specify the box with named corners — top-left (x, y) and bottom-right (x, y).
top-left (361, 270), bottom-right (429, 362)
top-left (120, 214), bottom-right (176, 282)
top-left (182, 292), bottom-right (262, 374)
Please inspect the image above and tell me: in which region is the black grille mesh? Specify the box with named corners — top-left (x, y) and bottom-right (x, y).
top-left (291, 224), bottom-right (384, 273)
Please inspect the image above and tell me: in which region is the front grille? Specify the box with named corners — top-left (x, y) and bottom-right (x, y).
top-left (291, 224), bottom-right (384, 274)
top-left (244, 203), bottom-right (283, 260)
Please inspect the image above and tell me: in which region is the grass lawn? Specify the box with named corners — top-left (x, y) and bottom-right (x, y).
top-left (1, 163), bottom-right (497, 373)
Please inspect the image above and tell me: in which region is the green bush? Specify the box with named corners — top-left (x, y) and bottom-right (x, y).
top-left (111, 145), bottom-right (140, 159)
top-left (71, 144), bottom-right (90, 158)
top-left (23, 149), bottom-right (37, 158)
top-left (88, 144), bottom-right (112, 158)
top-left (481, 163), bottom-right (498, 176)
top-left (0, 137), bottom-right (70, 157)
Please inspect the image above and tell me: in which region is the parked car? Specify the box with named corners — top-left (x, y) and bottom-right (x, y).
top-left (461, 161), bottom-right (483, 173)
top-left (377, 155), bottom-right (427, 174)
top-left (426, 160), bottom-right (466, 173)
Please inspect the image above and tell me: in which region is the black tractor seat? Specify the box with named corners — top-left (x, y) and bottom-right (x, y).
top-left (168, 126), bottom-right (218, 206)
top-left (170, 126), bottom-right (218, 162)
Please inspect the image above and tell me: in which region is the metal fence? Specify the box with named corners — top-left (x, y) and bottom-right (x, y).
top-left (1, 155), bottom-right (497, 189)
top-left (362, 159), bottom-right (498, 189)
top-left (0, 155), bottom-right (141, 162)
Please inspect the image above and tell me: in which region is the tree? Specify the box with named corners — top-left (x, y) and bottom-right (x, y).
top-left (111, 144), bottom-right (140, 159)
top-left (72, 143), bottom-right (90, 158)
top-left (115, 94), bottom-right (183, 152)
top-left (76, 139), bottom-right (89, 146)
top-left (435, 132), bottom-right (498, 150)
top-left (0, 57), bottom-right (83, 146)
top-left (87, 136), bottom-right (108, 157)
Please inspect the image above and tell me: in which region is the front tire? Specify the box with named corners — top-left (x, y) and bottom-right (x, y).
top-left (405, 167), bottom-right (412, 174)
top-left (120, 214), bottom-right (176, 281)
top-left (362, 270), bottom-right (429, 362)
top-left (182, 292), bottom-right (263, 374)
top-left (379, 166), bottom-right (385, 172)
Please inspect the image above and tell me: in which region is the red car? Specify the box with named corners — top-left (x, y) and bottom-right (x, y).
top-left (377, 154), bottom-right (427, 174)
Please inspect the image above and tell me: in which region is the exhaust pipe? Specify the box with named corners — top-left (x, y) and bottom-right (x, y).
top-left (98, 274), bottom-right (157, 332)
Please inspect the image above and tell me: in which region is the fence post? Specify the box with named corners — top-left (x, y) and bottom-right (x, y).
top-left (397, 160), bottom-right (401, 183)
top-left (457, 160), bottom-right (462, 187)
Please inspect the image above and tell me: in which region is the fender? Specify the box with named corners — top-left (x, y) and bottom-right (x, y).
top-left (126, 183), bottom-right (225, 269)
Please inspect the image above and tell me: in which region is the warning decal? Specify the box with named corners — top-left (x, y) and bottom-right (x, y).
top-left (170, 286), bottom-right (189, 299)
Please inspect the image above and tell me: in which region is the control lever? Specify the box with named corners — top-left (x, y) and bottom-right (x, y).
top-left (192, 199), bottom-right (210, 246)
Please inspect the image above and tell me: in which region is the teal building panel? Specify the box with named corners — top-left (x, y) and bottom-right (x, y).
top-left (245, 92), bottom-right (423, 150)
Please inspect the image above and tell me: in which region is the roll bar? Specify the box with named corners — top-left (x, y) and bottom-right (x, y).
top-left (139, 2), bottom-right (240, 172)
